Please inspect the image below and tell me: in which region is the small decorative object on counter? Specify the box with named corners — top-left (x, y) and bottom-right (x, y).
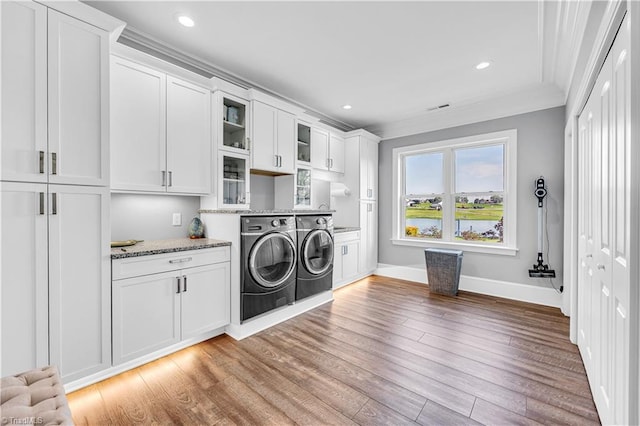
top-left (188, 217), bottom-right (205, 239)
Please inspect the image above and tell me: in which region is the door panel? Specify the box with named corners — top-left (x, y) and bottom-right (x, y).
top-left (0, 1), bottom-right (47, 182)
top-left (277, 110), bottom-right (296, 174)
top-left (251, 101), bottom-right (277, 172)
top-left (0, 182), bottom-right (48, 376)
top-left (181, 263), bottom-right (230, 338)
top-left (48, 185), bottom-right (110, 382)
top-left (48, 10), bottom-right (108, 186)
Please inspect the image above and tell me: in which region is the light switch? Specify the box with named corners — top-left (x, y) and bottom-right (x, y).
top-left (172, 213), bottom-right (182, 226)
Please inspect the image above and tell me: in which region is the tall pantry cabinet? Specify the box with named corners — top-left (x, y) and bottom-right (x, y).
top-left (0, 1), bottom-right (122, 383)
top-left (332, 130), bottom-right (380, 274)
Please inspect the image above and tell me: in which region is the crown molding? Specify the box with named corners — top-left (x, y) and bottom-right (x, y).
top-left (118, 26), bottom-right (356, 132)
top-left (367, 83), bottom-right (565, 141)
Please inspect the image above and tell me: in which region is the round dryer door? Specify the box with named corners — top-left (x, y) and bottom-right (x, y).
top-left (249, 232), bottom-right (296, 288)
top-left (302, 229), bottom-right (334, 275)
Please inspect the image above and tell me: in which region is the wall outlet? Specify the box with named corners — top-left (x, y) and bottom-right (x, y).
top-left (172, 213), bottom-right (182, 226)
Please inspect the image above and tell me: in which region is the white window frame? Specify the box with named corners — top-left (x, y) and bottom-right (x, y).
top-left (392, 129), bottom-right (518, 256)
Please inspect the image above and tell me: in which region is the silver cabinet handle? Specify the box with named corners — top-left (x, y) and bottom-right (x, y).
top-left (169, 257), bottom-right (193, 264)
top-left (330, 158), bottom-right (334, 169)
top-left (367, 203), bottom-right (372, 212)
top-left (51, 152), bottom-right (57, 175)
top-left (162, 170), bottom-right (166, 186)
top-left (39, 151), bottom-right (45, 174)
top-left (182, 275), bottom-right (187, 293)
top-left (247, 137), bottom-right (251, 151)
top-left (597, 264), bottom-right (605, 270)
top-left (274, 155), bottom-right (278, 167)
top-left (168, 171), bottom-right (173, 187)
top-left (367, 189), bottom-right (372, 198)
top-left (176, 276), bottom-right (182, 294)
top-left (39, 192), bottom-right (45, 215)
top-left (278, 155), bottom-right (282, 167)
top-left (586, 254), bottom-right (593, 258)
top-left (51, 193), bottom-right (57, 215)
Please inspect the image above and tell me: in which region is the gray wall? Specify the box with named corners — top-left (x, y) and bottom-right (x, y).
top-left (111, 193), bottom-right (201, 241)
top-left (250, 174), bottom-right (275, 210)
top-left (378, 106), bottom-right (566, 287)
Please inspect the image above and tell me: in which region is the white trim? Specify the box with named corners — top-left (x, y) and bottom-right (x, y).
top-left (224, 291), bottom-right (333, 340)
top-left (63, 326), bottom-right (226, 392)
top-left (392, 129), bottom-right (517, 255)
top-left (374, 263), bottom-right (562, 308)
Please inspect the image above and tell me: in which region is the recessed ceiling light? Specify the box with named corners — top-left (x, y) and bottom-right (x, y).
top-left (342, 104), bottom-right (352, 110)
top-left (177, 15), bottom-right (195, 27)
top-left (475, 61), bottom-right (491, 70)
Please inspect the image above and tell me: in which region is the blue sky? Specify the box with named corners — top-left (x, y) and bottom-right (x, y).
top-left (405, 144), bottom-right (503, 194)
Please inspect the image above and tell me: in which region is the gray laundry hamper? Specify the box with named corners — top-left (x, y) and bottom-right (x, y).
top-left (424, 248), bottom-right (463, 296)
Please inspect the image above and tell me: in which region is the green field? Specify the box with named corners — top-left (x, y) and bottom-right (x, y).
top-left (406, 203), bottom-right (503, 220)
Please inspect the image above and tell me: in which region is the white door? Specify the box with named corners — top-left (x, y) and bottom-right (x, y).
top-left (166, 76), bottom-right (211, 194)
top-left (48, 185), bottom-right (111, 382)
top-left (310, 127), bottom-right (329, 170)
top-left (110, 57), bottom-right (167, 192)
top-left (329, 133), bottom-right (345, 173)
top-left (112, 272), bottom-right (181, 365)
top-left (276, 110), bottom-right (296, 174)
top-left (47, 10), bottom-right (109, 186)
top-left (368, 138), bottom-right (379, 200)
top-left (577, 15), bottom-right (631, 425)
top-left (251, 101), bottom-right (277, 172)
top-left (342, 241), bottom-right (360, 281)
top-left (181, 263), bottom-right (230, 338)
top-left (0, 182), bottom-right (49, 376)
top-left (0, 1), bottom-right (48, 183)
top-left (360, 201), bottom-right (378, 272)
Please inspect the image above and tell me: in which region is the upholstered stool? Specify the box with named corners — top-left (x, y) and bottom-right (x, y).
top-left (1, 366), bottom-right (73, 425)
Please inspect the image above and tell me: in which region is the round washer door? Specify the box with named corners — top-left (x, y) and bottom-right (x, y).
top-left (302, 229), bottom-right (334, 275)
top-left (249, 232), bottom-right (296, 288)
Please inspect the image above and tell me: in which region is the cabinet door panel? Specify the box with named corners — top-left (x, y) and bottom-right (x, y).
top-left (111, 57), bottom-right (166, 192)
top-left (48, 10), bottom-right (109, 186)
top-left (252, 101), bottom-right (277, 171)
top-left (181, 262), bottom-right (230, 338)
top-left (0, 182), bottom-right (48, 376)
top-left (277, 110), bottom-right (296, 174)
top-left (311, 128), bottom-right (329, 170)
top-left (343, 242), bottom-right (360, 280)
top-left (0, 1), bottom-right (47, 183)
top-left (329, 134), bottom-right (345, 173)
top-left (167, 77), bottom-right (211, 194)
top-left (112, 272), bottom-right (180, 365)
top-left (48, 185), bottom-right (110, 381)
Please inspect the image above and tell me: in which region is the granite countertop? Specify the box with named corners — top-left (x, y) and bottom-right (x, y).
top-left (334, 227), bottom-right (361, 233)
top-left (111, 238), bottom-right (231, 259)
top-left (198, 209), bottom-right (335, 216)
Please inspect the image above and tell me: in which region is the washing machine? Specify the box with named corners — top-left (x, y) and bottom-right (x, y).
top-left (241, 216), bottom-right (297, 322)
top-left (295, 214), bottom-right (334, 300)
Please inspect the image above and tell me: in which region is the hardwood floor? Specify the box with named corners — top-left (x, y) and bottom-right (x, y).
top-left (68, 276), bottom-right (600, 425)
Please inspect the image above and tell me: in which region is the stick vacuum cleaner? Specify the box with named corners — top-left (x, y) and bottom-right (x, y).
top-left (529, 177), bottom-right (556, 278)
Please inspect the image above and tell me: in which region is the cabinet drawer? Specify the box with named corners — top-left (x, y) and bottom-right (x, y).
top-left (334, 231), bottom-right (360, 244)
top-left (112, 247), bottom-right (230, 280)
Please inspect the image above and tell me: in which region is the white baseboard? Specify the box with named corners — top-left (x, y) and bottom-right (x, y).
top-left (225, 291), bottom-right (334, 340)
top-left (63, 326), bottom-right (226, 393)
top-left (375, 263), bottom-right (562, 308)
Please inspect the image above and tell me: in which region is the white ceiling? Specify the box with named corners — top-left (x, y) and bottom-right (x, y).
top-left (85, 1), bottom-right (591, 139)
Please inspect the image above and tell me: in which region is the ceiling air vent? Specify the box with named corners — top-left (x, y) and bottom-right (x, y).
top-left (427, 103), bottom-right (451, 112)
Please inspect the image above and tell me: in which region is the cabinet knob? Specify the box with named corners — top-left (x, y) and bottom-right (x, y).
top-left (597, 264), bottom-right (605, 270)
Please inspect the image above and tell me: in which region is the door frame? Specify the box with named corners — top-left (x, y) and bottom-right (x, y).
top-left (564, 1), bottom-right (639, 423)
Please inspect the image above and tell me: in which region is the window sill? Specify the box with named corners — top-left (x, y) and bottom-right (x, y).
top-left (391, 238), bottom-right (519, 256)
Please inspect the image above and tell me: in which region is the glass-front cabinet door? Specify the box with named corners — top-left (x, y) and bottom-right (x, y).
top-left (218, 92), bottom-right (250, 153)
top-left (295, 167), bottom-right (311, 208)
top-left (297, 122), bottom-right (311, 164)
top-left (218, 153), bottom-right (250, 208)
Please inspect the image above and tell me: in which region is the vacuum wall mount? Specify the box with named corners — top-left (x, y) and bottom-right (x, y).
top-left (529, 177), bottom-right (556, 279)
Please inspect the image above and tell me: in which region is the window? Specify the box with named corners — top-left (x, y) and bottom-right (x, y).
top-left (392, 130), bottom-right (517, 255)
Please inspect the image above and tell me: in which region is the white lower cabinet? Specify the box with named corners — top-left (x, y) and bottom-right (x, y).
top-left (112, 248), bottom-right (230, 365)
top-left (0, 182), bottom-right (110, 381)
top-left (333, 231), bottom-right (360, 289)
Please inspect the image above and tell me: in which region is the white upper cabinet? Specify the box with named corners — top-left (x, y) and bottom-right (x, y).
top-left (111, 57), bottom-right (212, 194)
top-left (310, 127), bottom-right (329, 170)
top-left (251, 101), bottom-right (295, 174)
top-left (219, 93), bottom-right (250, 153)
top-left (110, 58), bottom-right (166, 192)
top-left (1, 1), bottom-right (47, 183)
top-left (329, 133), bottom-right (345, 173)
top-left (310, 127), bottom-right (344, 173)
top-left (359, 136), bottom-right (379, 200)
top-left (166, 76), bottom-right (211, 194)
top-left (48, 10), bottom-right (109, 186)
top-left (1, 3), bottom-right (109, 186)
